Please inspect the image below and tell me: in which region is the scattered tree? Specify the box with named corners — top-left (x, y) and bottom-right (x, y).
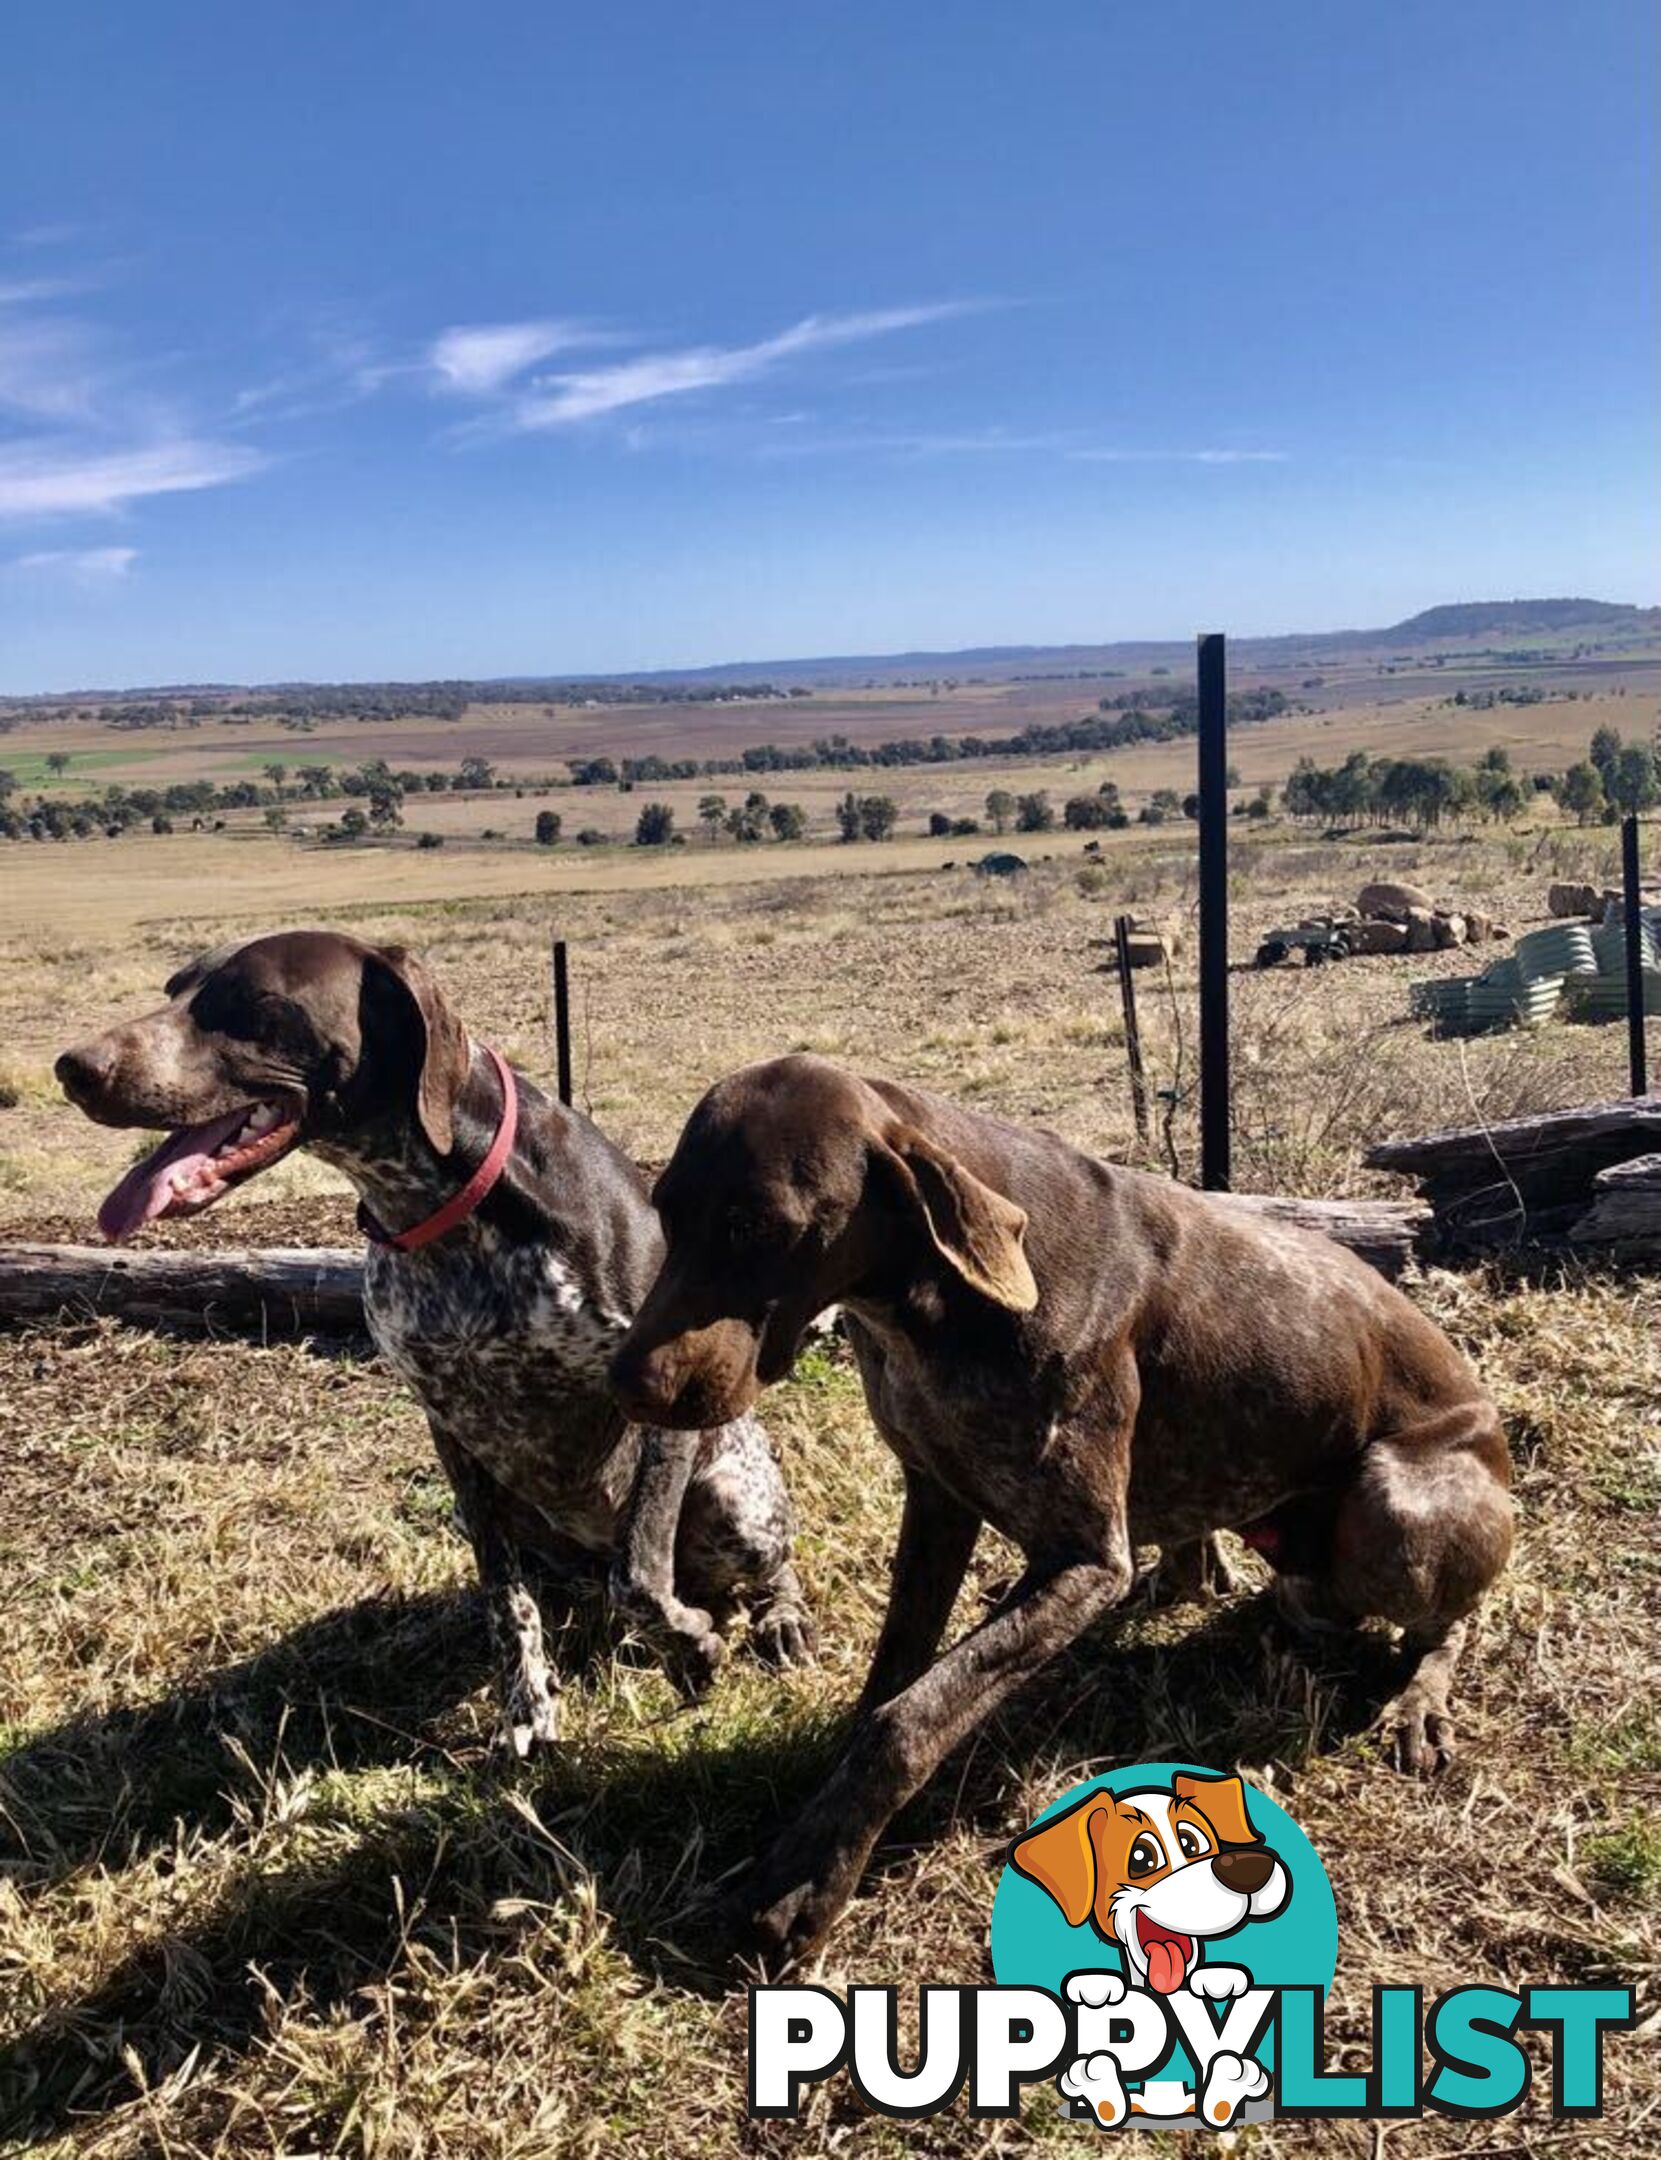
top-left (634, 801), bottom-right (676, 846)
top-left (724, 790), bottom-right (771, 844)
top-left (534, 809), bottom-right (562, 846)
top-left (985, 788), bottom-right (1016, 834)
top-left (1610, 742), bottom-right (1661, 815)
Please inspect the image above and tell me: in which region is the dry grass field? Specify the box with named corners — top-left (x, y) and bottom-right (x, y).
top-left (2, 726), bottom-right (1659, 2155)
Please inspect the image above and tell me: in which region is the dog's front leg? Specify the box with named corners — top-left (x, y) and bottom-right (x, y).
top-left (856, 1466), bottom-right (982, 1712)
top-left (738, 1532), bottom-right (1135, 1970)
top-left (610, 1427), bottom-right (725, 1701)
top-left (432, 1426), bottom-right (561, 1756)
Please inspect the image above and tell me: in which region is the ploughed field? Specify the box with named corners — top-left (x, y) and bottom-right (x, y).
top-left (1, 815), bottom-right (1657, 2156)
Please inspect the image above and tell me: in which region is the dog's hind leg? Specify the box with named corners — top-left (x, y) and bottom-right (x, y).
top-left (1303, 1405), bottom-right (1513, 1776)
top-left (678, 1414), bottom-right (818, 1671)
top-left (432, 1425), bottom-right (561, 1756)
top-left (1148, 1533), bottom-right (1247, 1605)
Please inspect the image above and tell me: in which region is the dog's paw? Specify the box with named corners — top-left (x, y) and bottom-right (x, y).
top-left (1380, 1688), bottom-right (1455, 1778)
top-left (664, 1624), bottom-right (726, 1703)
top-left (491, 1675), bottom-right (561, 1757)
top-left (1199, 2050), bottom-right (1269, 2127)
top-left (1065, 1971), bottom-right (1127, 2008)
top-left (750, 1602), bottom-right (818, 1670)
top-left (735, 1872), bottom-right (844, 1976)
top-left (1188, 1964), bottom-right (1250, 2001)
top-left (1059, 2051), bottom-right (1129, 2127)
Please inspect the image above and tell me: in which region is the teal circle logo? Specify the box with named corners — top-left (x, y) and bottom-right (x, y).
top-left (990, 1764), bottom-right (1336, 2123)
top-left (993, 1771), bottom-right (1339, 2125)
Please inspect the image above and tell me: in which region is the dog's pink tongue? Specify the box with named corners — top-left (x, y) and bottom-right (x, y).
top-left (1145, 1935), bottom-right (1190, 1995)
top-left (96, 1110), bottom-right (247, 1242)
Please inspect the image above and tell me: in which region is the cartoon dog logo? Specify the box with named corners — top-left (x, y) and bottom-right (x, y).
top-left (1009, 1770), bottom-right (1289, 2127)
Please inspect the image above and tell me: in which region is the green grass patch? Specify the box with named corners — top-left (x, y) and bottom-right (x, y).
top-left (1586, 1821), bottom-right (1661, 1906)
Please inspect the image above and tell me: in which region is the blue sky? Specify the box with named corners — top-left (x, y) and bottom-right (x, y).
top-left (1, 1), bottom-right (1654, 690)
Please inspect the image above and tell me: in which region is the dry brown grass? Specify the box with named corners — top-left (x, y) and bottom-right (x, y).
top-left (1, 808), bottom-right (1658, 2156)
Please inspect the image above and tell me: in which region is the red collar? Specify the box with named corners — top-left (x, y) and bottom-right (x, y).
top-left (360, 1044), bottom-right (519, 1252)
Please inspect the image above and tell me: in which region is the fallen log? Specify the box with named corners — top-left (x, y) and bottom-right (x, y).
top-left (0, 1243), bottom-right (365, 1336)
top-left (1569, 1153), bottom-right (1661, 1260)
top-left (1367, 1096), bottom-right (1661, 1197)
top-left (1367, 1096), bottom-right (1661, 1258)
top-left (0, 1193), bottom-right (1431, 1344)
top-left (1215, 1194), bottom-right (1430, 1280)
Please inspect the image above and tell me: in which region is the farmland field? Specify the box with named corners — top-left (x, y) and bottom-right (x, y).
top-left (2, 660), bottom-right (1659, 2157)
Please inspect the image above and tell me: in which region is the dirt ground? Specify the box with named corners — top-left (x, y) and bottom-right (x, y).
top-left (1, 809), bottom-right (1658, 2157)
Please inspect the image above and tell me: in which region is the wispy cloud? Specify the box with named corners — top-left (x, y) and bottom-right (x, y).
top-left (0, 312), bottom-right (103, 422)
top-left (1069, 446), bottom-right (1287, 465)
top-left (11, 222), bottom-right (90, 252)
top-left (0, 438), bottom-right (265, 519)
top-left (13, 543), bottom-right (137, 580)
top-left (0, 276), bottom-right (88, 306)
top-left (429, 319), bottom-right (605, 396)
top-left (508, 304), bottom-right (977, 429)
top-left (751, 424), bottom-right (1287, 466)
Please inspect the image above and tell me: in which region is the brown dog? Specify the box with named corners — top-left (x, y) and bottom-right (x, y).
top-left (609, 1054), bottom-right (1513, 1965)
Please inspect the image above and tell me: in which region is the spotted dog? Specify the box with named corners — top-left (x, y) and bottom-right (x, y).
top-left (56, 930), bottom-right (815, 1751)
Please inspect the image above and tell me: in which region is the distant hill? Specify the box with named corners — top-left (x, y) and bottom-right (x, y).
top-left (601, 597), bottom-right (1661, 688)
top-left (9, 598), bottom-right (1658, 706)
top-left (1375, 598), bottom-right (1661, 646)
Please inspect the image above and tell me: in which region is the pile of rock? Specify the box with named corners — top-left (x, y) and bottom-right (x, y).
top-left (1350, 880), bottom-right (1507, 954)
top-left (1255, 881), bottom-right (1507, 968)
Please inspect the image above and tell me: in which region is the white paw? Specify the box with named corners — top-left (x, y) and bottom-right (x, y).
top-left (1059, 2051), bottom-right (1128, 2127)
top-left (1066, 1970), bottom-right (1127, 2008)
top-left (1188, 1963), bottom-right (1250, 2000)
top-left (1199, 2050), bottom-right (1270, 2127)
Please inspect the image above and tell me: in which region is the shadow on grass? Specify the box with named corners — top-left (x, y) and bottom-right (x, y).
top-left (0, 1584), bottom-right (1409, 2142)
top-left (0, 1589), bottom-right (486, 1896)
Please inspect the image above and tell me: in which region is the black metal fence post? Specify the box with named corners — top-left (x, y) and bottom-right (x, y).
top-left (1621, 814), bottom-right (1647, 1097)
top-left (1197, 632), bottom-right (1230, 1189)
top-left (552, 938), bottom-right (574, 1108)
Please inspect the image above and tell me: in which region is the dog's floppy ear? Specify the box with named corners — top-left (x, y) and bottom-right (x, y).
top-left (881, 1123), bottom-right (1039, 1312)
top-left (1010, 1795), bottom-right (1103, 1925)
top-left (370, 945), bottom-right (471, 1156)
top-left (165, 937), bottom-right (249, 1000)
top-left (1173, 1772), bottom-right (1261, 1848)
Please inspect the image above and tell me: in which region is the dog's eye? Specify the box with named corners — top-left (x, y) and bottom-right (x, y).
top-left (1175, 1822), bottom-right (1209, 1860)
top-left (1127, 1834), bottom-right (1165, 1877)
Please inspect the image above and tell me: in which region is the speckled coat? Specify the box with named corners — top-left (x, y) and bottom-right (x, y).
top-left (316, 1050), bottom-right (813, 1752)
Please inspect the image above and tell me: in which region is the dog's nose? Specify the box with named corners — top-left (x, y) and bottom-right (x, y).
top-left (55, 1040), bottom-right (117, 1106)
top-left (1212, 1847), bottom-right (1276, 1895)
